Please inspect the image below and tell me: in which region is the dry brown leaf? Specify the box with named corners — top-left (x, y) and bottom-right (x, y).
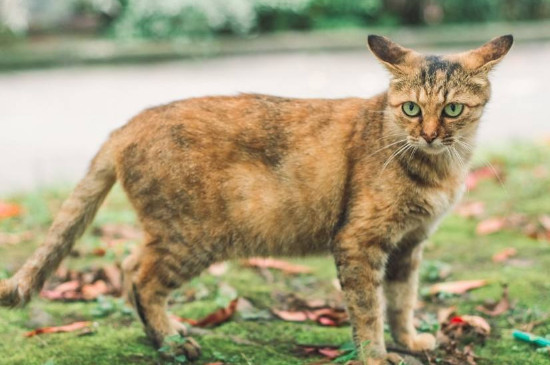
top-left (273, 307), bottom-right (348, 327)
top-left (429, 280), bottom-right (488, 295)
top-left (296, 345), bottom-right (343, 360)
top-left (40, 280), bottom-right (81, 300)
top-left (455, 201), bottom-right (485, 218)
top-left (0, 202), bottom-right (22, 219)
top-left (492, 248), bottom-right (517, 263)
top-left (476, 217), bottom-right (507, 235)
top-left (25, 321), bottom-right (92, 337)
top-left (272, 309), bottom-right (308, 322)
top-left (243, 257), bottom-right (312, 274)
top-left (82, 280), bottom-right (109, 300)
top-left (476, 285), bottom-right (511, 317)
top-left (174, 298), bottom-right (238, 328)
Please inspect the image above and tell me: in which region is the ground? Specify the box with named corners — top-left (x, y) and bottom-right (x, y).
top-left (0, 142), bottom-right (549, 365)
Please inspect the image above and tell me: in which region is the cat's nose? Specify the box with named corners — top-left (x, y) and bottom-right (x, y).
top-left (421, 130), bottom-right (438, 144)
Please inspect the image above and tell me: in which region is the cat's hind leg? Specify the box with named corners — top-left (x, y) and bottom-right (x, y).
top-left (126, 237), bottom-right (210, 360)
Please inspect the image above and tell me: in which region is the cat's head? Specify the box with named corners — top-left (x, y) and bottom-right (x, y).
top-left (368, 34), bottom-right (513, 155)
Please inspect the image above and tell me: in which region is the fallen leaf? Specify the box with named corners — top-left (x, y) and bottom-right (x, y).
top-left (455, 201), bottom-right (485, 218)
top-left (0, 202), bottom-right (22, 219)
top-left (25, 321), bottom-right (92, 337)
top-left (243, 257), bottom-right (312, 274)
top-left (82, 280), bottom-right (109, 300)
top-left (476, 217), bottom-right (507, 235)
top-left (272, 310), bottom-right (309, 322)
top-left (296, 344), bottom-right (343, 360)
top-left (476, 285), bottom-right (511, 316)
top-left (208, 262), bottom-right (229, 276)
top-left (91, 247), bottom-right (107, 257)
top-left (540, 215), bottom-right (550, 231)
top-left (429, 280), bottom-right (488, 295)
top-left (0, 231), bottom-right (33, 246)
top-left (438, 306), bottom-right (457, 323)
top-left (492, 248), bottom-right (517, 263)
top-left (273, 307), bottom-right (348, 327)
top-left (458, 315), bottom-right (491, 336)
top-left (174, 298), bottom-right (239, 328)
top-left (40, 266), bottom-right (122, 301)
top-left (466, 165), bottom-right (503, 190)
top-left (40, 280), bottom-right (81, 300)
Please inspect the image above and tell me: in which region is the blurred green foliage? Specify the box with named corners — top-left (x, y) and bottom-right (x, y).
top-left (3, 0), bottom-right (550, 40)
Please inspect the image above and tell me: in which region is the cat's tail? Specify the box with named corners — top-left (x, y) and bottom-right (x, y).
top-left (0, 141), bottom-right (117, 307)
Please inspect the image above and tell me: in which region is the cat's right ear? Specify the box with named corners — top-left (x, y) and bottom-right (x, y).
top-left (367, 35), bottom-right (420, 76)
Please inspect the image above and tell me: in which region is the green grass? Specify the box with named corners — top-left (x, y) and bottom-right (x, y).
top-left (0, 142), bottom-right (549, 365)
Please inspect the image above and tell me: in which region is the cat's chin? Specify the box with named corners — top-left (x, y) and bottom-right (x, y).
top-left (419, 144), bottom-right (447, 155)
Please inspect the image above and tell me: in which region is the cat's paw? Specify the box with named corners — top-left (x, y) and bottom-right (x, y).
top-left (406, 332), bottom-right (436, 351)
top-left (170, 318), bottom-right (189, 337)
top-left (362, 352), bottom-right (404, 365)
top-left (159, 334), bottom-right (201, 361)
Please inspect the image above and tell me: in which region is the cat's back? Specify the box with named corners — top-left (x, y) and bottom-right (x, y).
top-left (108, 94), bottom-right (372, 253)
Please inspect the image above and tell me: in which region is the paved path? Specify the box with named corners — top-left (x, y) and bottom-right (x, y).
top-left (0, 42), bottom-right (548, 194)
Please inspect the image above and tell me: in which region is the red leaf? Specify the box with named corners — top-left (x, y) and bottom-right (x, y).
top-left (0, 202), bottom-right (22, 219)
top-left (455, 201), bottom-right (485, 218)
top-left (466, 166), bottom-right (502, 190)
top-left (174, 298), bottom-right (239, 328)
top-left (492, 248), bottom-right (517, 263)
top-left (429, 280), bottom-right (488, 295)
top-left (243, 257), bottom-right (312, 274)
top-left (476, 217), bottom-right (507, 235)
top-left (25, 321), bottom-right (92, 337)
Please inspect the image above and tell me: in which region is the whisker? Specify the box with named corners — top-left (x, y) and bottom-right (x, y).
top-left (366, 139), bottom-right (407, 158)
top-left (381, 143), bottom-right (410, 172)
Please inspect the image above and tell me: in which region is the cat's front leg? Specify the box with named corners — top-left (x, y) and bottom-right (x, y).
top-left (384, 233), bottom-right (436, 352)
top-left (333, 229), bottom-right (401, 364)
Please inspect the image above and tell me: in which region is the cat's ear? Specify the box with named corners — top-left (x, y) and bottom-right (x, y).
top-left (367, 35), bottom-right (420, 76)
top-left (457, 35), bottom-right (513, 72)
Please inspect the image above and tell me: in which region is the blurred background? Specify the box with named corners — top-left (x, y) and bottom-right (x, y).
top-left (1, 0), bottom-right (549, 193)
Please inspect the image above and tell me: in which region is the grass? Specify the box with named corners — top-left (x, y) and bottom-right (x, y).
top-left (0, 142), bottom-right (549, 365)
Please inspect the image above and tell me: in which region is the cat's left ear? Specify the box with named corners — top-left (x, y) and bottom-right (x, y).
top-left (456, 35), bottom-right (514, 72)
top-left (367, 35), bottom-right (421, 76)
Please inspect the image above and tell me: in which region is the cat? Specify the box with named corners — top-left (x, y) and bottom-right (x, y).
top-left (0, 34), bottom-right (512, 364)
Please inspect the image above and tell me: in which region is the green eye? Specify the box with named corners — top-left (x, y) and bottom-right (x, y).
top-left (443, 103), bottom-right (464, 117)
top-left (402, 102), bottom-right (421, 117)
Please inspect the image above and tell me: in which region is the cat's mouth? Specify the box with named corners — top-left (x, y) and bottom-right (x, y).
top-left (420, 142), bottom-right (447, 155)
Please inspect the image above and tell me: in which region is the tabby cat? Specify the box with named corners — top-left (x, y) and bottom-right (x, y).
top-left (0, 34), bottom-right (512, 364)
